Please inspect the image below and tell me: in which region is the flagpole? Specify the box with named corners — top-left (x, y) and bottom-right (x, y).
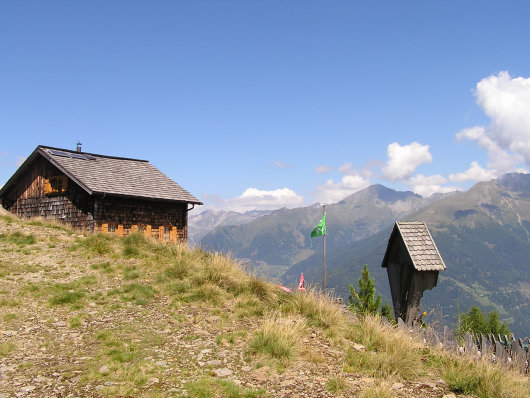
top-left (322, 204), bottom-right (326, 294)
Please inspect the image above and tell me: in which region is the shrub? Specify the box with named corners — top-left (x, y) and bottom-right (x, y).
top-left (441, 357), bottom-right (528, 398)
top-left (345, 315), bottom-right (423, 379)
top-left (248, 313), bottom-right (306, 360)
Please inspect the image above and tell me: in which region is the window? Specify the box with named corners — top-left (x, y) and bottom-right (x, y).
top-left (108, 224), bottom-right (116, 234)
top-left (164, 226), bottom-right (171, 242)
top-left (44, 175), bottom-right (68, 195)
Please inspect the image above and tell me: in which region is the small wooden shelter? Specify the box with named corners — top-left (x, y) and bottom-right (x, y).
top-left (0, 145), bottom-right (202, 242)
top-left (381, 221), bottom-right (445, 324)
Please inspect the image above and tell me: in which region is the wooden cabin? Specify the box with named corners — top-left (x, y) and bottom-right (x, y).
top-left (0, 145), bottom-right (202, 242)
top-left (381, 221), bottom-right (446, 324)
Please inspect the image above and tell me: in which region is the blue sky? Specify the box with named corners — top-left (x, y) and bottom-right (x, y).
top-left (1, 1), bottom-right (529, 212)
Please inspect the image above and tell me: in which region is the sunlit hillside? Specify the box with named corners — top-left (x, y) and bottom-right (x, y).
top-left (0, 213), bottom-right (527, 398)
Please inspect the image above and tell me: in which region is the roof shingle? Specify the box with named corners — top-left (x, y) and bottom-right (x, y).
top-left (39, 146), bottom-right (202, 204)
top-left (395, 221), bottom-right (445, 271)
top-left (382, 221), bottom-right (446, 271)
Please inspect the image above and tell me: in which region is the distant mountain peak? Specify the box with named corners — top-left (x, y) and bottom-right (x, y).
top-left (338, 184), bottom-right (420, 205)
top-left (498, 172), bottom-right (530, 197)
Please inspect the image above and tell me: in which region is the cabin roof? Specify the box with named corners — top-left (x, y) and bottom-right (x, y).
top-left (381, 221), bottom-right (446, 271)
top-left (0, 146), bottom-right (203, 205)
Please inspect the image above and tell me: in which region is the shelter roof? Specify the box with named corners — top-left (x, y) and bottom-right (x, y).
top-left (381, 221), bottom-right (446, 271)
top-left (0, 146), bottom-right (202, 205)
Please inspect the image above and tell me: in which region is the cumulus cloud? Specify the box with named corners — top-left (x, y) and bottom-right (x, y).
top-left (456, 71), bottom-right (530, 175)
top-left (203, 188), bottom-right (304, 212)
top-left (449, 161), bottom-right (496, 182)
top-left (406, 174), bottom-right (457, 197)
top-left (315, 165), bottom-right (333, 174)
top-left (314, 173), bottom-right (370, 204)
top-left (382, 142), bottom-right (433, 181)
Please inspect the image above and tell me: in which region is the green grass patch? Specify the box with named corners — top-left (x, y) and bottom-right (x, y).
top-left (0, 342), bottom-right (15, 357)
top-left (70, 233), bottom-right (114, 255)
top-left (325, 376), bottom-right (349, 393)
top-left (0, 297), bottom-right (21, 307)
top-left (440, 357), bottom-right (528, 398)
top-left (0, 231), bottom-right (37, 246)
top-left (120, 283), bottom-right (156, 305)
top-left (2, 313), bottom-right (18, 322)
top-left (47, 275), bottom-right (97, 307)
top-left (248, 314), bottom-right (306, 360)
top-left (345, 315), bottom-right (424, 379)
top-left (91, 261), bottom-right (114, 273)
top-left (185, 377), bottom-right (266, 398)
top-left (122, 265), bottom-right (140, 280)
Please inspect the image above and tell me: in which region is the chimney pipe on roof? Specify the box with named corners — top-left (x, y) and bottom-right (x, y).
top-left (76, 141), bottom-right (82, 152)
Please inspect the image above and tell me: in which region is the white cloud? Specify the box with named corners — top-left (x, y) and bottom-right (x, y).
top-left (449, 161), bottom-right (496, 182)
top-left (382, 142), bottom-right (432, 181)
top-left (456, 71), bottom-right (530, 175)
top-left (314, 173), bottom-right (370, 204)
top-left (457, 126), bottom-right (524, 173)
top-left (205, 187), bottom-right (304, 212)
top-left (315, 165), bottom-right (333, 174)
top-left (406, 174), bottom-right (457, 197)
top-left (338, 162), bottom-right (353, 174)
top-left (273, 161), bottom-right (291, 168)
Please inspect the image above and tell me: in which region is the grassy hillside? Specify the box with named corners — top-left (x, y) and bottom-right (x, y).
top-left (0, 214), bottom-right (528, 397)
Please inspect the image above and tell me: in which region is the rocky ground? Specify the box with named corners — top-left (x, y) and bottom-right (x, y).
top-left (0, 214), bottom-right (485, 397)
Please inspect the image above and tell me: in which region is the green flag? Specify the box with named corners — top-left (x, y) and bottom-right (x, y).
top-left (311, 214), bottom-right (326, 238)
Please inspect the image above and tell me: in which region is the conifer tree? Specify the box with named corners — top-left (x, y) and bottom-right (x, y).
top-left (457, 306), bottom-right (511, 339)
top-left (348, 264), bottom-right (381, 315)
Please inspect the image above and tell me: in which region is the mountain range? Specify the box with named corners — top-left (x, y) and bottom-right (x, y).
top-left (195, 174), bottom-right (530, 337)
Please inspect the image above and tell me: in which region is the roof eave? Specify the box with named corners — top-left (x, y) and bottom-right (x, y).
top-left (92, 191), bottom-right (203, 205)
top-left (381, 222), bottom-right (399, 268)
top-left (0, 148), bottom-right (42, 198)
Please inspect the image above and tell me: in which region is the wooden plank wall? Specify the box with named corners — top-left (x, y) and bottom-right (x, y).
top-left (94, 197), bottom-right (188, 242)
top-left (3, 156), bottom-right (95, 230)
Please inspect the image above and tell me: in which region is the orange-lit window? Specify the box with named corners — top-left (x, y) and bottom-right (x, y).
top-left (107, 224), bottom-right (116, 234)
top-left (44, 175), bottom-right (68, 195)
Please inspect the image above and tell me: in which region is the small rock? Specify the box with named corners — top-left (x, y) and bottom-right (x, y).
top-left (352, 343), bottom-right (366, 352)
top-left (252, 366), bottom-right (271, 382)
top-left (280, 379), bottom-right (295, 387)
top-left (20, 386), bottom-right (36, 393)
top-left (206, 359), bottom-right (222, 366)
top-left (33, 376), bottom-right (48, 383)
top-left (241, 366), bottom-right (252, 372)
top-left (52, 321), bottom-right (67, 327)
top-left (213, 368), bottom-right (232, 377)
top-left (2, 330), bottom-right (17, 336)
top-left (95, 385), bottom-right (104, 390)
top-left (147, 377), bottom-right (159, 385)
top-left (391, 382), bottom-right (404, 390)
top-left (51, 372), bottom-right (62, 377)
top-left (156, 360), bottom-right (167, 367)
top-left (98, 365), bottom-right (110, 375)
top-left (70, 376), bottom-right (81, 383)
